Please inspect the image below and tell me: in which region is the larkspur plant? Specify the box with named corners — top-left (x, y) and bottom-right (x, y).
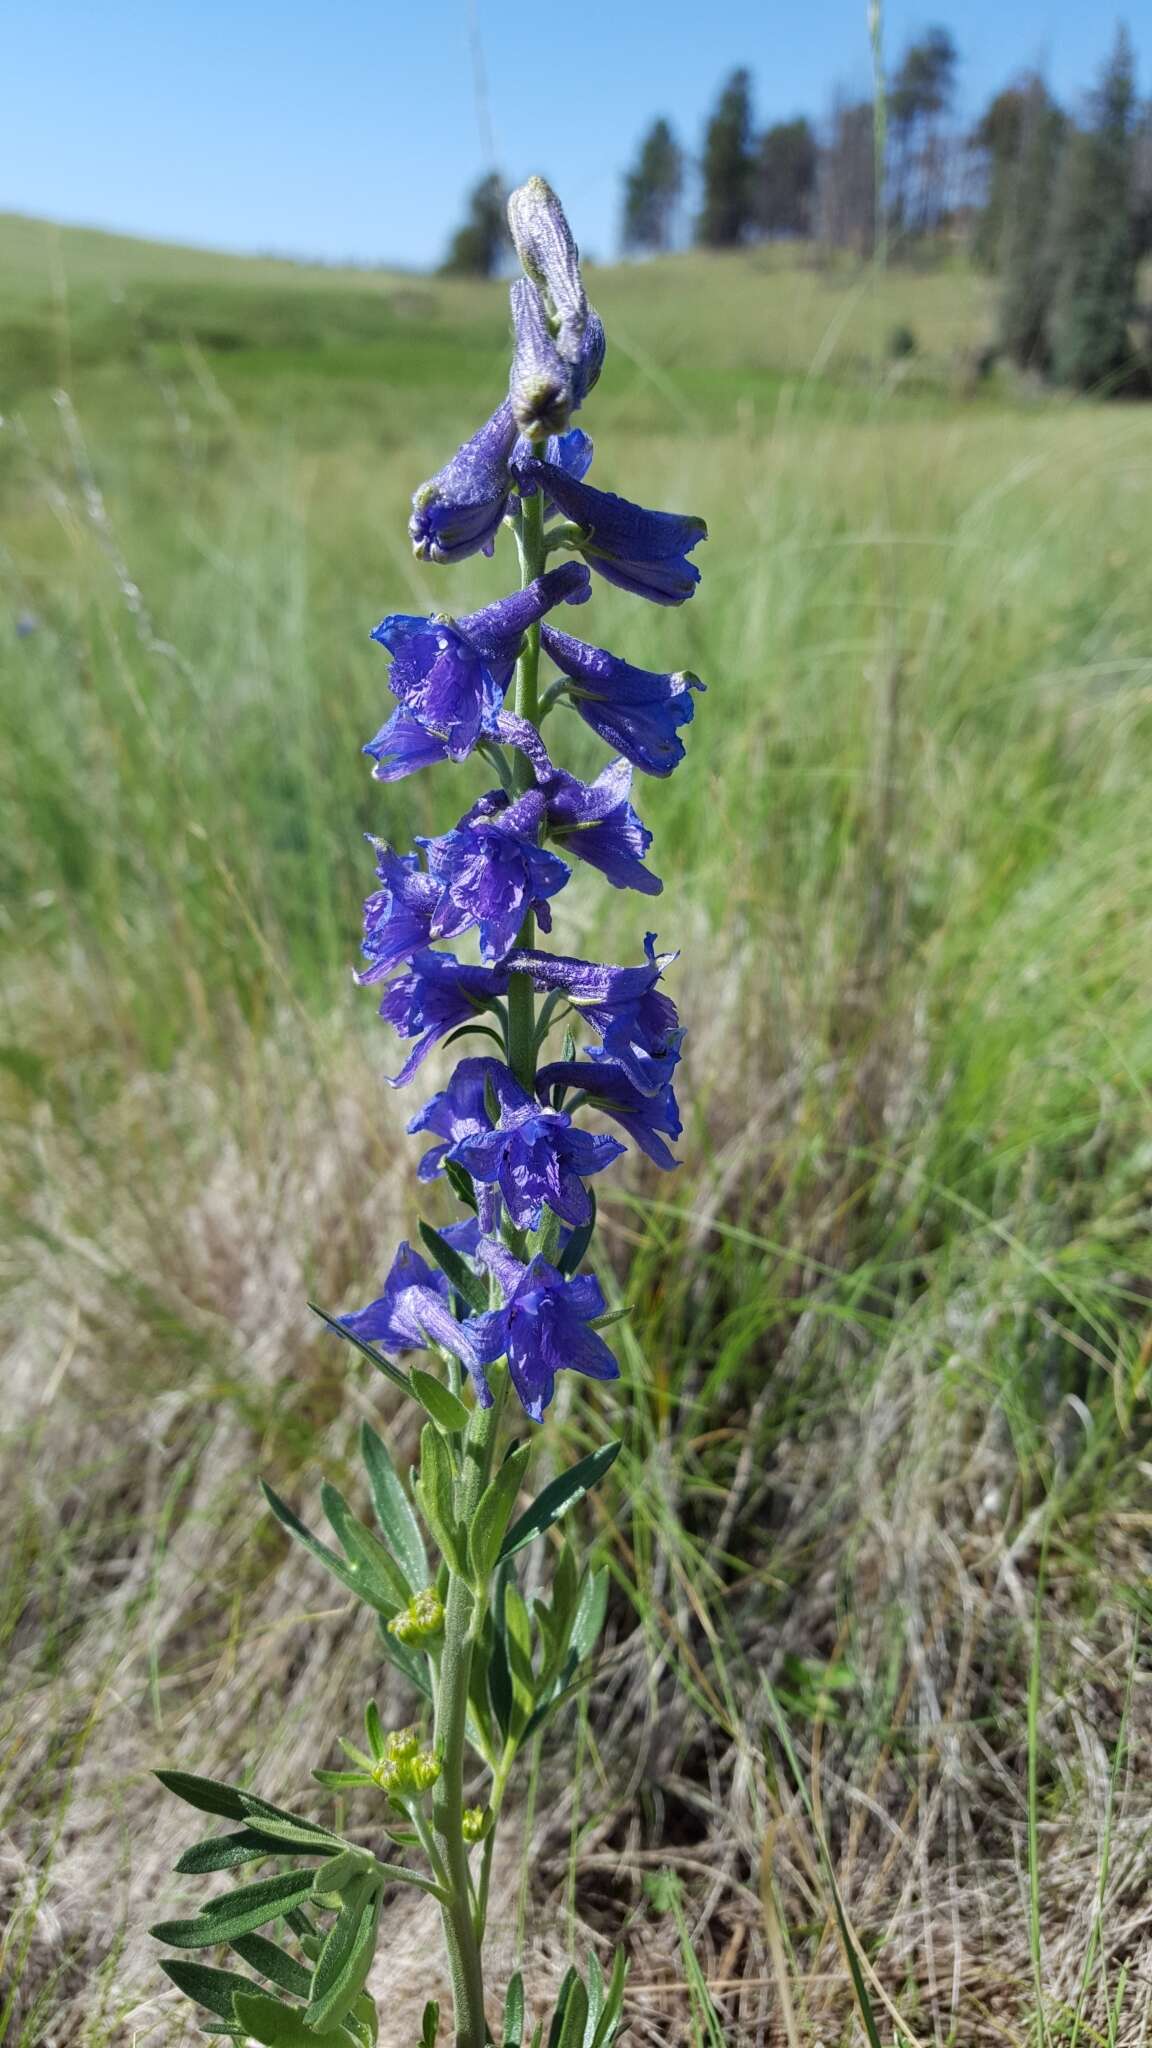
top-left (151, 177), bottom-right (706, 2048)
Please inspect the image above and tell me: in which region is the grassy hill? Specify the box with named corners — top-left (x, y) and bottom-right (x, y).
top-left (3, 215), bottom-right (1152, 2046)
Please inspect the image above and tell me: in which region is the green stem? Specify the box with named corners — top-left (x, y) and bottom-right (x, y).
top-left (506, 481), bottom-right (546, 1093)
top-left (433, 1383), bottom-right (507, 2048)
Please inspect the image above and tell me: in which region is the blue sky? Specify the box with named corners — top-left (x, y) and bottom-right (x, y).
top-left (2, 1), bottom-right (1136, 268)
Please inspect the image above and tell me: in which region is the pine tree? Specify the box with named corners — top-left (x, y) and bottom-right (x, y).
top-left (754, 119), bottom-right (818, 237)
top-left (969, 83), bottom-right (1028, 271)
top-left (817, 98), bottom-right (876, 257)
top-left (696, 69), bottom-right (755, 248)
top-left (440, 173), bottom-right (510, 278)
top-left (997, 79), bottom-right (1065, 370)
top-left (621, 119), bottom-right (684, 254)
top-left (1048, 30), bottom-right (1140, 392)
top-left (888, 27), bottom-right (958, 235)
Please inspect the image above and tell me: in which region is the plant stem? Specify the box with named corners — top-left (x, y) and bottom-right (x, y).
top-left (433, 1384), bottom-right (506, 2048)
top-left (506, 484), bottom-right (546, 1094)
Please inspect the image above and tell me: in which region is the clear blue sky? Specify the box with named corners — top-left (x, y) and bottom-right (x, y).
top-left (1, 0), bottom-right (1136, 268)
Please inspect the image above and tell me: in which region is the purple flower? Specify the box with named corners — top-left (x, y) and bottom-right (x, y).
top-left (377, 950), bottom-right (510, 1087)
top-left (407, 1057), bottom-right (499, 1182)
top-left (356, 842), bottom-right (439, 984)
top-left (509, 279), bottom-right (573, 441)
top-left (420, 789), bottom-right (570, 963)
top-left (542, 757), bottom-right (662, 895)
top-left (514, 453), bottom-right (706, 605)
top-left (540, 626), bottom-right (704, 777)
top-left (465, 1241), bottom-right (620, 1421)
top-left (448, 1062), bottom-right (623, 1230)
top-left (363, 707), bottom-right (454, 783)
top-left (339, 1240), bottom-right (476, 1364)
top-left (507, 934), bottom-right (682, 1096)
top-left (474, 725), bottom-right (661, 895)
top-left (370, 564), bottom-right (591, 762)
top-left (537, 1058), bottom-right (681, 1170)
top-left (409, 400), bottom-right (519, 564)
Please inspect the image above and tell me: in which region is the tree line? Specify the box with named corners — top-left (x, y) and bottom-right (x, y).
top-left (440, 23), bottom-right (1152, 396)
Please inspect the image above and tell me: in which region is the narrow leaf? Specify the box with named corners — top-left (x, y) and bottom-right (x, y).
top-left (151, 1869), bottom-right (318, 1947)
top-left (470, 1445), bottom-right (531, 1586)
top-left (175, 1830), bottom-right (281, 1876)
top-left (557, 1979), bottom-right (589, 2048)
top-left (321, 1482), bottom-right (413, 1607)
top-left (557, 1190), bottom-right (596, 1276)
top-left (417, 1221), bottom-right (488, 1315)
top-left (570, 1568), bottom-right (609, 1663)
top-left (261, 1483), bottom-right (395, 1617)
top-left (307, 1880), bottom-right (380, 2031)
top-left (502, 1971), bottom-right (525, 2048)
top-left (410, 1368), bottom-right (471, 1435)
top-left (442, 1158), bottom-right (478, 1211)
top-left (360, 1424), bottom-right (427, 1593)
top-left (160, 1958), bottom-right (256, 2023)
top-left (155, 1770), bottom-right (250, 1823)
top-left (420, 2000), bottom-right (441, 2048)
top-left (499, 1444), bottom-right (621, 1563)
top-left (547, 1970), bottom-right (580, 2048)
top-left (415, 1424), bottom-right (469, 1578)
top-left (309, 1300), bottom-right (411, 1394)
top-left (232, 1990), bottom-right (357, 2046)
top-left (230, 1932), bottom-right (311, 1998)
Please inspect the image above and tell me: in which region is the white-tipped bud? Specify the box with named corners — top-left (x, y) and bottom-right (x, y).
top-left (506, 177), bottom-right (589, 355)
top-left (509, 277), bottom-right (573, 439)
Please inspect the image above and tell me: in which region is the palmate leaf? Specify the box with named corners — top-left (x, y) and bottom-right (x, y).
top-left (151, 1868), bottom-right (319, 1948)
top-left (498, 1443), bottom-right (621, 1563)
top-left (360, 1423), bottom-right (427, 1593)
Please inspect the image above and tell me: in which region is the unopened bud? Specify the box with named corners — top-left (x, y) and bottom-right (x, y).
top-left (462, 1806), bottom-right (492, 1844)
top-left (509, 279), bottom-right (573, 441)
top-left (388, 1587), bottom-right (445, 1645)
top-left (370, 1725), bottom-right (441, 1803)
top-left (507, 177), bottom-right (589, 363)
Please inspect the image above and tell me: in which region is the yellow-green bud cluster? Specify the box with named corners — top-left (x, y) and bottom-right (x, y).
top-left (461, 1806), bottom-right (490, 1844)
top-left (388, 1587), bottom-right (445, 1645)
top-left (370, 1726), bottom-right (441, 1802)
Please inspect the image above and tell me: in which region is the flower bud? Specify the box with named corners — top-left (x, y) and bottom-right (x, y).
top-left (388, 1586), bottom-right (445, 1645)
top-left (370, 1724), bottom-right (441, 1802)
top-left (462, 1806), bottom-right (492, 1844)
top-left (506, 177), bottom-right (588, 362)
top-left (509, 279), bottom-right (573, 441)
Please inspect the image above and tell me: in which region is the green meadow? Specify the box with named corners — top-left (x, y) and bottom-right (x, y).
top-left (3, 212), bottom-right (1152, 2044)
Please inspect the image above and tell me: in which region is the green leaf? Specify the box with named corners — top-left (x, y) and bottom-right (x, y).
top-left (310, 1849), bottom-right (371, 1898)
top-left (360, 1424), bottom-right (427, 1594)
top-left (557, 1979), bottom-right (588, 2048)
top-left (443, 1158), bottom-right (478, 1211)
top-left (498, 1444), bottom-right (621, 1563)
top-left (470, 1445), bottom-right (531, 1586)
top-left (547, 1970), bottom-right (581, 2048)
top-left (556, 1190), bottom-right (596, 1276)
top-left (504, 1583), bottom-right (535, 1740)
top-left (175, 1830), bottom-right (284, 1876)
top-left (232, 1990), bottom-right (357, 2046)
top-left (570, 1567), bottom-right (609, 1664)
top-left (231, 1932), bottom-right (313, 1999)
top-left (261, 1482), bottom-right (396, 1617)
top-left (502, 1971), bottom-right (525, 2048)
top-left (321, 1482), bottom-right (413, 1607)
top-left (588, 1949), bottom-right (628, 2048)
top-left (584, 1954), bottom-right (605, 2045)
top-left (587, 1306), bottom-right (630, 1332)
top-left (307, 1878), bottom-right (380, 2031)
top-left (151, 1868), bottom-right (319, 1948)
top-left (420, 1999), bottom-right (440, 2048)
top-left (417, 1221), bottom-right (489, 1315)
top-left (415, 1424), bottom-right (469, 1578)
top-left (486, 1574), bottom-right (513, 1740)
top-left (238, 1813), bottom-right (342, 1854)
top-left (308, 1300), bottom-right (411, 1395)
top-left (155, 1770), bottom-right (251, 1823)
top-left (160, 1958), bottom-right (256, 2023)
top-left (410, 1368), bottom-right (471, 1435)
